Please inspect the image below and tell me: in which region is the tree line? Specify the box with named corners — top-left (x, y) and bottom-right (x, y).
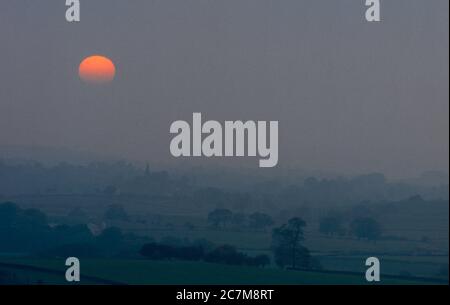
top-left (140, 243), bottom-right (270, 267)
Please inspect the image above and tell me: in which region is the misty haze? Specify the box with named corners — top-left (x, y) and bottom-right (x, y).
top-left (0, 0), bottom-right (448, 285)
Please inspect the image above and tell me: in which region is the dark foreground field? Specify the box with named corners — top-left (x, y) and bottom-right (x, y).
top-left (0, 258), bottom-right (446, 285)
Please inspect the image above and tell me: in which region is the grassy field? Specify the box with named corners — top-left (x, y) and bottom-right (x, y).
top-left (317, 255), bottom-right (448, 279)
top-left (0, 258), bottom-right (444, 285)
top-left (5, 194), bottom-right (448, 282)
top-left (10, 193), bottom-right (448, 251)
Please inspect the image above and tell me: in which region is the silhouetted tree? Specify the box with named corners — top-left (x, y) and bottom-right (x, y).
top-left (0, 202), bottom-right (53, 252)
top-left (272, 217), bottom-right (311, 269)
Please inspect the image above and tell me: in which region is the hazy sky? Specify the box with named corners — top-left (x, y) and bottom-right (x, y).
top-left (0, 0), bottom-right (448, 178)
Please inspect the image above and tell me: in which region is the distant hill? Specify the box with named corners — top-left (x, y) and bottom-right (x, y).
top-left (400, 171), bottom-right (449, 187)
top-left (0, 145), bottom-right (118, 166)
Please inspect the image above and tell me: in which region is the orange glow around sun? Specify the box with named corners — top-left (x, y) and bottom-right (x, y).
top-left (79, 55), bottom-right (116, 84)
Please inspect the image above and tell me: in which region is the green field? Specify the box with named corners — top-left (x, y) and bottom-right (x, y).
top-left (0, 258), bottom-right (444, 285)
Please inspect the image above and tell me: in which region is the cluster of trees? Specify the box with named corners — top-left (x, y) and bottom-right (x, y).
top-left (140, 242), bottom-right (270, 267)
top-left (207, 209), bottom-right (274, 231)
top-left (1, 158), bottom-right (447, 219)
top-left (0, 202), bottom-right (146, 257)
top-left (319, 215), bottom-right (382, 241)
top-left (0, 160), bottom-right (192, 197)
top-left (0, 160), bottom-right (140, 195)
top-left (350, 217), bottom-right (382, 241)
top-left (277, 173), bottom-right (448, 207)
top-left (206, 245), bottom-right (270, 267)
top-left (140, 243), bottom-right (205, 261)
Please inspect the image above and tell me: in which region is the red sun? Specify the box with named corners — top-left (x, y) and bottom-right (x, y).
top-left (79, 55), bottom-right (116, 84)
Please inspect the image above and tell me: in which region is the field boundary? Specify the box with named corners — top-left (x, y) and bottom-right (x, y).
top-left (0, 262), bottom-right (125, 285)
